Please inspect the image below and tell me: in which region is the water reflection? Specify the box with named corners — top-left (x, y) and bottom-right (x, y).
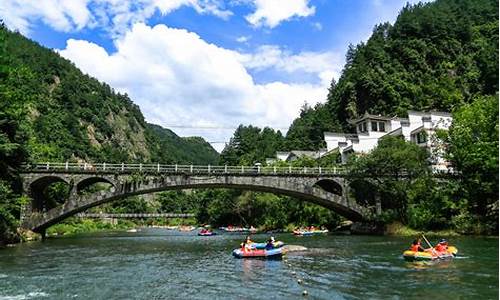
top-left (240, 258), bottom-right (283, 279)
top-left (404, 260), bottom-right (453, 270)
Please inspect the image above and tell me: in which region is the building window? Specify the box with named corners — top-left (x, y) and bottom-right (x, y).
top-left (378, 121), bottom-right (385, 132)
top-left (358, 122), bottom-right (367, 133)
top-left (371, 121), bottom-right (378, 132)
top-left (417, 132), bottom-right (427, 144)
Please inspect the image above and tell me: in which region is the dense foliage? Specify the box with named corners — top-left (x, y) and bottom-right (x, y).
top-left (0, 25), bottom-right (219, 165)
top-left (101, 189), bottom-right (342, 231)
top-left (0, 28), bottom-right (28, 244)
top-left (348, 136), bottom-right (459, 230)
top-left (220, 125), bottom-right (285, 165)
top-left (0, 24), bottom-right (218, 243)
top-left (286, 0), bottom-right (498, 143)
top-left (444, 95), bottom-right (498, 232)
top-left (218, 0), bottom-right (499, 234)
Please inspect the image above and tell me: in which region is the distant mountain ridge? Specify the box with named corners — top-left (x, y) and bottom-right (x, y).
top-left (0, 24), bottom-right (219, 165)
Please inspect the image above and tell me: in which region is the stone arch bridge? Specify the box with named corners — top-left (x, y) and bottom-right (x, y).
top-left (19, 163), bottom-right (367, 235)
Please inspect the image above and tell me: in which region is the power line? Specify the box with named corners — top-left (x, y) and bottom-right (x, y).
top-left (162, 124), bottom-right (292, 130)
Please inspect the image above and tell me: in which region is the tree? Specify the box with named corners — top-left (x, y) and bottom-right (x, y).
top-left (348, 136), bottom-right (431, 222)
top-left (445, 94), bottom-right (498, 233)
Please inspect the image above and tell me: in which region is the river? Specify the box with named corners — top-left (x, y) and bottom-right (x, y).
top-left (0, 229), bottom-right (497, 299)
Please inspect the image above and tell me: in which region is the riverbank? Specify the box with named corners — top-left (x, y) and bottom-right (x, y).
top-left (44, 217), bottom-right (200, 237)
top-left (39, 219), bottom-right (464, 239)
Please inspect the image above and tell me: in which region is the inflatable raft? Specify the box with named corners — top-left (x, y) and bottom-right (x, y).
top-left (248, 241), bottom-right (285, 249)
top-left (198, 231), bottom-right (216, 236)
top-left (293, 229), bottom-right (329, 236)
top-left (232, 247), bottom-right (284, 259)
top-left (403, 246), bottom-right (458, 261)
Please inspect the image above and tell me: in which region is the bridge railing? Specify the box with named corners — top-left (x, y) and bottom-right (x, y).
top-left (21, 162), bottom-right (347, 176)
top-left (76, 213), bottom-right (195, 218)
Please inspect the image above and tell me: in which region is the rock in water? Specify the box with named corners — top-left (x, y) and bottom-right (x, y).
top-left (283, 245), bottom-right (308, 252)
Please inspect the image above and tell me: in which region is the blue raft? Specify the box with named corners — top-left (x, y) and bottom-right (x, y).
top-left (248, 241), bottom-right (285, 250)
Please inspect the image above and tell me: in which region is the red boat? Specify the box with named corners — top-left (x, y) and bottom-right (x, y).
top-left (198, 229), bottom-right (216, 236)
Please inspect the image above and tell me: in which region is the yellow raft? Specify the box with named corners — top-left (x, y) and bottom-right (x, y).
top-left (403, 246), bottom-right (458, 261)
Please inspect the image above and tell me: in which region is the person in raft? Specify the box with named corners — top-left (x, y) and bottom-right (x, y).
top-left (410, 239), bottom-right (425, 252)
top-left (434, 239), bottom-right (448, 253)
top-left (241, 236), bottom-right (253, 252)
top-left (265, 237), bottom-right (276, 250)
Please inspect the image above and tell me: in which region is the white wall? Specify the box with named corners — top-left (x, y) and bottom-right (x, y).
top-left (430, 113), bottom-right (452, 129)
top-left (276, 152), bottom-right (290, 161)
top-left (324, 133), bottom-right (347, 152)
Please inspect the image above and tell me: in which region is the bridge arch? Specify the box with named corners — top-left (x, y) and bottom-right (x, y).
top-left (21, 173), bottom-right (365, 233)
top-left (75, 176), bottom-right (116, 194)
top-left (28, 175), bottom-right (71, 212)
top-left (314, 179), bottom-right (343, 196)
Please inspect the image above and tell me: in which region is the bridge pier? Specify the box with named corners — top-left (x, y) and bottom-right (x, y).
top-left (375, 194), bottom-right (382, 216)
top-left (40, 228), bottom-right (46, 241)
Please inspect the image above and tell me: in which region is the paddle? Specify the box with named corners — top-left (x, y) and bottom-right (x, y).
top-left (421, 234), bottom-right (444, 260)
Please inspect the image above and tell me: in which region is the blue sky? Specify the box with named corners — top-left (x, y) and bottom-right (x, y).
top-left (0, 0), bottom-right (427, 151)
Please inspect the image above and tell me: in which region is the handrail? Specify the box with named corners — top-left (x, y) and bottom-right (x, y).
top-left (76, 213), bottom-right (194, 218)
top-left (20, 162), bottom-right (347, 175)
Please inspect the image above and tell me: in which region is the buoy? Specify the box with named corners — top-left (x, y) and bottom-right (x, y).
top-left (297, 279), bottom-right (303, 284)
top-left (302, 290), bottom-right (308, 296)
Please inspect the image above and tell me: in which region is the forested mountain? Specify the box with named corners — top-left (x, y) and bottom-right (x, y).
top-left (0, 24), bottom-right (219, 243)
top-left (0, 24), bottom-right (219, 165)
top-left (285, 0), bottom-right (498, 150)
top-left (147, 124), bottom-right (219, 165)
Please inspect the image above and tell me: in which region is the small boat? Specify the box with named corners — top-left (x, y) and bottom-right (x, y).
top-left (220, 226), bottom-right (253, 233)
top-left (232, 247), bottom-right (284, 259)
top-left (248, 241), bottom-right (285, 249)
top-left (126, 228), bottom-right (138, 233)
top-left (198, 230), bottom-right (216, 236)
top-left (403, 246), bottom-right (458, 262)
top-left (293, 229), bottom-right (329, 236)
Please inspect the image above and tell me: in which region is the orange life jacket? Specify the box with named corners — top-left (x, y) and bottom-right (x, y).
top-left (435, 244), bottom-right (447, 252)
top-left (410, 244), bottom-right (421, 252)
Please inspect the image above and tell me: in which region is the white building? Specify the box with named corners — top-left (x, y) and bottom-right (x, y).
top-left (323, 111), bottom-right (453, 171)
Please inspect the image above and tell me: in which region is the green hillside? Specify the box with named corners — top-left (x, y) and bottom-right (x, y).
top-left (0, 24), bottom-right (219, 165)
top-left (285, 0), bottom-right (498, 150)
top-left (0, 23), bottom-right (218, 243)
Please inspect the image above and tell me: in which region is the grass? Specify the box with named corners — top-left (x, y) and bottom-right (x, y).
top-left (385, 222), bottom-right (460, 237)
top-left (46, 217), bottom-right (200, 236)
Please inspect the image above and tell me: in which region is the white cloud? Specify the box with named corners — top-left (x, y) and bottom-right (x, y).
top-left (0, 0), bottom-right (92, 34)
top-left (0, 0), bottom-right (232, 36)
top-left (245, 0), bottom-right (315, 28)
top-left (312, 22), bottom-right (322, 31)
top-left (236, 35), bottom-right (250, 43)
top-left (59, 24), bottom-right (338, 151)
top-left (239, 45), bottom-right (342, 85)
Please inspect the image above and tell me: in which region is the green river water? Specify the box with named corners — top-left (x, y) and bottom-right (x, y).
top-left (0, 229), bottom-right (498, 299)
